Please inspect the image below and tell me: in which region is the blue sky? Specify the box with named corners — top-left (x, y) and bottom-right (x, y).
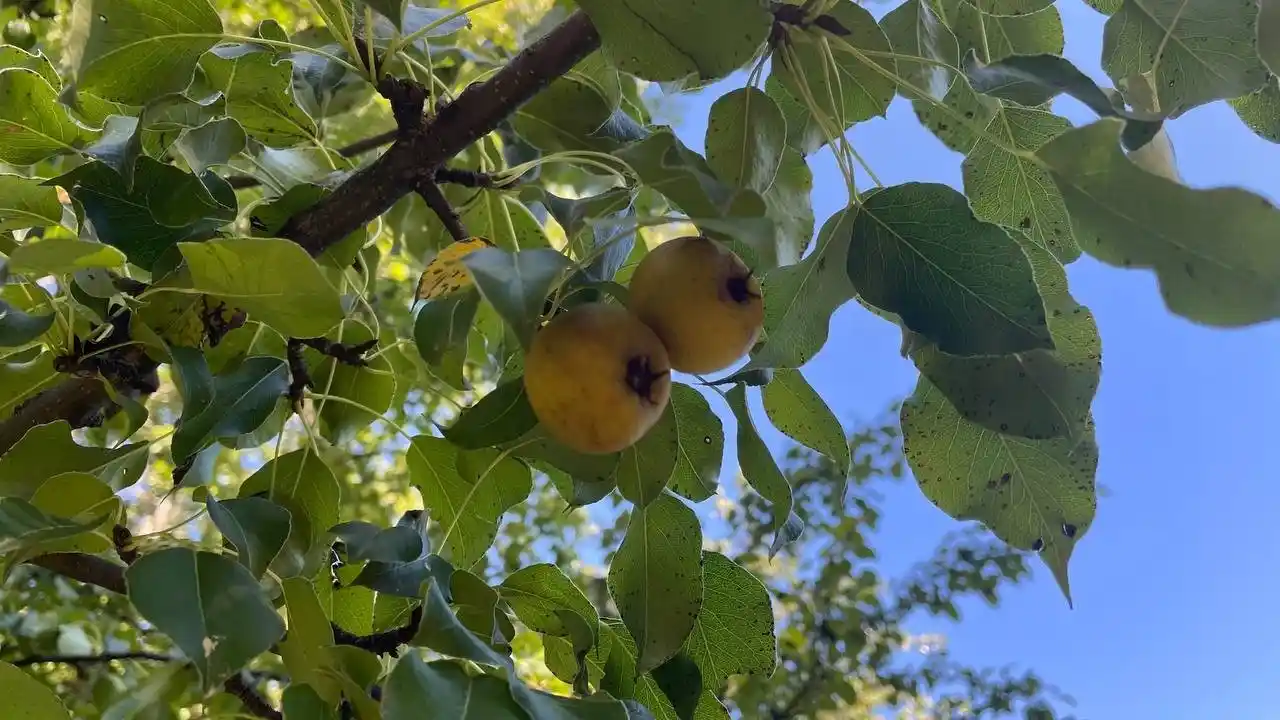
top-left (655, 2), bottom-right (1280, 717)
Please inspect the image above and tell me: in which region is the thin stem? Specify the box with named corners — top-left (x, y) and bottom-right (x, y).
top-left (388, 0), bottom-right (507, 57)
top-left (220, 33), bottom-right (361, 74)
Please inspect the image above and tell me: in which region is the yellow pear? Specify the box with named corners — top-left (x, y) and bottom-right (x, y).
top-left (523, 302), bottom-right (672, 454)
top-left (627, 236), bottom-right (764, 374)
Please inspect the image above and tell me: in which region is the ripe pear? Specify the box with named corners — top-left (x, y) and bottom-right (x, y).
top-left (523, 302), bottom-right (672, 455)
top-left (627, 235), bottom-right (764, 374)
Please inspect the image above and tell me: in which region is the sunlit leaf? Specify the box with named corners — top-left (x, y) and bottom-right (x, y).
top-left (682, 551), bottom-right (776, 689)
top-left (208, 496), bottom-right (291, 580)
top-left (0, 497), bottom-right (107, 555)
top-left (462, 247), bottom-right (571, 348)
top-left (28, 471), bottom-right (121, 554)
top-left (0, 69), bottom-right (100, 164)
top-left (880, 0), bottom-right (960, 100)
top-left (725, 384), bottom-right (802, 557)
top-left (667, 384), bottom-right (723, 503)
top-left (0, 661), bottom-right (72, 718)
top-left (0, 175), bottom-right (63, 232)
top-left (173, 118), bottom-right (248, 175)
top-left (416, 238), bottom-right (491, 301)
top-left (442, 379), bottom-right (538, 450)
top-left (8, 239), bottom-right (127, 275)
top-left (705, 87), bottom-right (786, 193)
top-left (762, 368), bottom-right (849, 474)
top-left (0, 420), bottom-right (147, 497)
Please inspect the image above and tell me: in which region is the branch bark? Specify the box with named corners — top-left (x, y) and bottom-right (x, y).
top-left (0, 11), bottom-right (601, 459)
top-left (27, 553), bottom-right (127, 594)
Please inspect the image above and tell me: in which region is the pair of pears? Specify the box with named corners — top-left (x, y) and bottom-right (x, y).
top-left (524, 236), bottom-right (763, 454)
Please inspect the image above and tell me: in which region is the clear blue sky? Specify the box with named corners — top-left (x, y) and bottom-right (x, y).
top-left (654, 2), bottom-right (1280, 717)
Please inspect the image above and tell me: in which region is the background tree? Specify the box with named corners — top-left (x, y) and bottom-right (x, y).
top-left (0, 0), bottom-right (1276, 717)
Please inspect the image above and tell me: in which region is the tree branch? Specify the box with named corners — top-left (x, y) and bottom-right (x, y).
top-left (27, 553), bottom-right (127, 594)
top-left (9, 651), bottom-right (173, 667)
top-left (225, 672), bottom-right (284, 720)
top-left (417, 180), bottom-right (468, 242)
top-left (0, 12), bottom-right (600, 460)
top-left (330, 604), bottom-right (423, 656)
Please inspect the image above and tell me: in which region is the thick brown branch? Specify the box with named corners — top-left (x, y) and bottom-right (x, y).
top-left (330, 604), bottom-right (422, 656)
top-left (418, 180), bottom-right (468, 242)
top-left (282, 11), bottom-right (600, 254)
top-left (27, 553), bottom-right (127, 594)
top-left (225, 672), bottom-right (284, 720)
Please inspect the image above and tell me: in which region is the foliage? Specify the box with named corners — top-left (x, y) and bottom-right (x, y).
top-left (0, 0), bottom-right (1275, 716)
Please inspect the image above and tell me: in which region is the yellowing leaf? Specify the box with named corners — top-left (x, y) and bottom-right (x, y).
top-left (416, 237), bottom-right (493, 301)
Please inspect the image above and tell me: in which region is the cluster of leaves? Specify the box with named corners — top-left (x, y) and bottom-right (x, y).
top-left (0, 0), bottom-right (1276, 716)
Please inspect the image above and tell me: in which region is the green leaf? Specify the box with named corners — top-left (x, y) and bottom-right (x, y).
top-left (682, 551), bottom-right (775, 689)
top-left (614, 129), bottom-right (747, 220)
top-left (28, 472), bottom-right (121, 554)
top-left (962, 105), bottom-right (1078, 263)
top-left (382, 656), bottom-right (524, 720)
top-left (307, 321), bottom-right (396, 441)
top-left (82, 115), bottom-right (144, 190)
top-left (667, 384), bottom-right (723, 503)
top-left (283, 684), bottom-right (339, 720)
top-left (126, 547), bottom-right (285, 687)
top-left (776, 1), bottom-right (896, 130)
top-left (574, 0), bottom-right (771, 82)
top-left (1102, 0), bottom-right (1268, 116)
top-left (0, 497), bottom-right (106, 555)
top-left (510, 428), bottom-right (620, 505)
top-left (912, 75), bottom-right (1002, 153)
top-left (58, 158), bottom-right (235, 272)
top-left (1230, 78), bottom-right (1280, 143)
top-left (543, 627), bottom-right (612, 690)
top-left (65, 0), bottom-right (223, 105)
top-left (940, 0), bottom-right (1064, 62)
top-left (453, 569), bottom-right (514, 647)
top-left (173, 118), bottom-right (248, 175)
top-left (411, 578), bottom-right (508, 665)
top-left (462, 247), bottom-right (570, 348)
top-left (608, 492), bottom-right (703, 675)
top-left (0, 301), bottom-right (54, 348)
top-left (0, 46), bottom-right (59, 85)
top-left (461, 196), bottom-right (551, 252)
top-left (407, 436), bottom-right (533, 568)
top-left (208, 496), bottom-right (291, 579)
top-left (277, 578), bottom-right (341, 706)
top-left (1038, 118), bottom-right (1280, 326)
top-left (725, 384), bottom-right (803, 557)
top-left (443, 379), bottom-right (538, 450)
top-left (880, 0), bottom-right (960, 100)
top-left (746, 208), bottom-right (856, 369)
top-left (1262, 0), bottom-right (1280, 75)
top-left (652, 653), bottom-right (702, 720)
top-left (901, 379), bottom-right (1097, 605)
top-left (238, 449), bottom-right (341, 572)
top-left (617, 402), bottom-right (679, 508)
top-left (848, 182), bottom-right (1054, 355)
top-left (0, 354), bottom-right (60, 421)
top-left (179, 237), bottom-right (345, 338)
top-left (0, 420), bottom-right (147, 497)
top-left (762, 147), bottom-right (816, 265)
top-left (764, 73), bottom-right (824, 156)
top-left (8, 239), bottom-right (127, 275)
top-left (171, 356), bottom-right (290, 464)
top-left (366, 0), bottom-right (406, 28)
top-left (500, 563), bottom-right (599, 649)
top-left (0, 174), bottom-right (63, 232)
top-left (201, 44), bottom-right (318, 147)
top-left (0, 69), bottom-right (100, 164)
top-left (412, 290), bottom-right (478, 388)
top-left (0, 661), bottom-right (71, 718)
top-left (705, 87), bottom-right (786, 193)
top-left (513, 54), bottom-right (638, 154)
top-left (761, 368), bottom-right (849, 473)
top-left (1083, 0), bottom-right (1122, 12)
top-left (912, 239), bottom-right (1102, 441)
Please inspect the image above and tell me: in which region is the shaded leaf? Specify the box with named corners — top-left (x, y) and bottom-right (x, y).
top-left (202, 42), bottom-right (318, 147)
top-left (761, 368), bottom-right (849, 473)
top-left (617, 402), bottom-right (678, 508)
top-left (500, 563), bottom-right (599, 648)
top-left (208, 496), bottom-right (291, 579)
top-left (171, 356), bottom-right (290, 464)
top-left (940, 0), bottom-right (1064, 62)
top-left (1038, 118), bottom-right (1280, 326)
top-left (179, 237), bottom-right (345, 338)
top-left (746, 208), bottom-right (856, 369)
top-left (762, 147), bottom-right (815, 265)
top-left (725, 384), bottom-right (803, 557)
top-left (880, 0), bottom-right (960, 100)
top-left (407, 436), bottom-right (533, 567)
top-left (575, 0), bottom-right (771, 82)
top-left (0, 497), bottom-right (106, 555)
top-left (411, 579), bottom-right (507, 665)
top-left (65, 0), bottom-right (223, 104)
top-left (126, 547), bottom-right (285, 687)
top-left (238, 448), bottom-right (340, 570)
top-left (28, 472), bottom-right (121, 554)
top-left (443, 379), bottom-right (538, 450)
top-left (1102, 0), bottom-right (1268, 116)
top-left (58, 158), bottom-right (235, 272)
top-left (901, 379), bottom-right (1097, 605)
top-left (462, 247), bottom-right (570, 348)
top-left (412, 290), bottom-right (479, 385)
top-left (667, 384), bottom-right (723, 503)
top-left (705, 87), bottom-right (786, 193)
top-left (651, 653), bottom-right (702, 720)
top-left (608, 493), bottom-right (703, 675)
top-left (173, 118), bottom-right (247, 175)
top-left (0, 301), bottom-right (54, 348)
top-left (382, 656), bottom-right (523, 720)
top-left (848, 182), bottom-right (1053, 355)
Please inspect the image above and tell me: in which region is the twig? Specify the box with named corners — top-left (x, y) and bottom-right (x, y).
top-left (417, 180), bottom-right (468, 242)
top-left (330, 604), bottom-right (423, 656)
top-left (10, 651), bottom-right (173, 667)
top-left (434, 166), bottom-right (501, 188)
top-left (27, 553), bottom-right (127, 594)
top-left (225, 672), bottom-right (284, 720)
